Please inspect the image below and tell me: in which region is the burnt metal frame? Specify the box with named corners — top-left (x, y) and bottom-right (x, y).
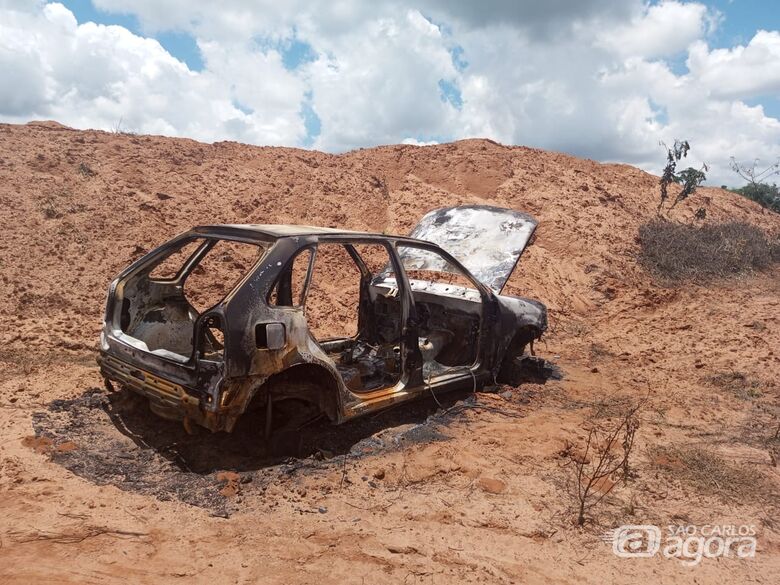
top-left (99, 223), bottom-right (537, 433)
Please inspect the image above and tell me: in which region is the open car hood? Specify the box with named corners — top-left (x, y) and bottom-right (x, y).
top-left (405, 205), bottom-right (537, 293)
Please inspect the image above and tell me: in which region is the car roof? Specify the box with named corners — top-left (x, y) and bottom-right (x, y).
top-left (190, 223), bottom-right (421, 242)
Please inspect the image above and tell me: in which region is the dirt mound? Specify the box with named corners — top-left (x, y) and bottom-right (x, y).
top-left (1, 122), bottom-right (779, 583)
top-left (0, 122), bottom-right (776, 359)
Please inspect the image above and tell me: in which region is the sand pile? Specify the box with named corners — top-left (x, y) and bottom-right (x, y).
top-left (1, 121), bottom-right (775, 357)
top-left (1, 121), bottom-right (778, 584)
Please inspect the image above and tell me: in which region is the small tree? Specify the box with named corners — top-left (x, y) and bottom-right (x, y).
top-left (658, 140), bottom-right (708, 213)
top-left (730, 157), bottom-right (780, 186)
top-left (731, 182), bottom-right (780, 213)
top-left (729, 157), bottom-right (780, 213)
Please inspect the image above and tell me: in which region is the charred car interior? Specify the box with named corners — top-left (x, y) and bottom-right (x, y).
top-left (98, 205), bottom-right (548, 438)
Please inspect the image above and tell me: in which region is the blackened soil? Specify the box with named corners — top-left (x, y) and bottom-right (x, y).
top-left (31, 386), bottom-right (470, 515)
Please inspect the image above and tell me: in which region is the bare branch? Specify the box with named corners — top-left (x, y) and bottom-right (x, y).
top-left (564, 399), bottom-right (644, 526)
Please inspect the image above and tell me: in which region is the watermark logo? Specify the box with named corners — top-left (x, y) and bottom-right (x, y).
top-left (606, 524), bottom-right (757, 566)
top-left (612, 525), bottom-right (662, 558)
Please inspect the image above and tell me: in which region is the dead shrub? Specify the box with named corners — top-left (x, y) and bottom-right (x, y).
top-left (78, 162), bottom-right (97, 177)
top-left (40, 195), bottom-right (62, 219)
top-left (638, 220), bottom-right (779, 282)
top-left (560, 400), bottom-right (642, 526)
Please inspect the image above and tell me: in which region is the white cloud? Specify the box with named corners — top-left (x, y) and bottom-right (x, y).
top-left (597, 1), bottom-right (713, 58)
top-left (687, 30), bottom-right (780, 98)
top-left (1, 1), bottom-right (779, 186)
top-left (599, 56), bottom-right (780, 184)
top-left (304, 10), bottom-right (458, 151)
top-left (0, 1), bottom-right (306, 144)
top-left (402, 137), bottom-right (439, 146)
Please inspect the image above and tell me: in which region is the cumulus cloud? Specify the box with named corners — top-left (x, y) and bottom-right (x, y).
top-left (0, 1), bottom-right (306, 144)
top-left (597, 1), bottom-right (715, 58)
top-left (1, 0), bottom-right (779, 185)
top-left (304, 10), bottom-right (459, 151)
top-left (687, 30), bottom-right (780, 98)
top-left (596, 53), bottom-right (780, 181)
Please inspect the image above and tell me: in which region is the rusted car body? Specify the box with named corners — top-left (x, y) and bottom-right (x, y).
top-left (97, 205), bottom-right (547, 434)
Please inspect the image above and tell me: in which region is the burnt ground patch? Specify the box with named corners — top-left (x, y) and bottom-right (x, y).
top-left (30, 358), bottom-right (558, 515)
top-left (30, 386), bottom-right (471, 516)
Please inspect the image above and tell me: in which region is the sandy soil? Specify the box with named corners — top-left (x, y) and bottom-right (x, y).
top-left (0, 121), bottom-right (778, 583)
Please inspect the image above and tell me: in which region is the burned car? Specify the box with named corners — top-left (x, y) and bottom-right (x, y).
top-left (97, 205), bottom-right (547, 436)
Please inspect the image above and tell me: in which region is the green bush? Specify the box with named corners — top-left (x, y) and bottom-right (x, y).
top-left (729, 183), bottom-right (780, 213)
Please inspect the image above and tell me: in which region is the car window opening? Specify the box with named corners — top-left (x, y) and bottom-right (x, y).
top-left (118, 237), bottom-right (268, 360)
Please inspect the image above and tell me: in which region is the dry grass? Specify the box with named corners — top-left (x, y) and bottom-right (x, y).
top-left (706, 371), bottom-right (763, 400)
top-left (649, 445), bottom-right (778, 505)
top-left (638, 220), bottom-right (779, 282)
top-left (78, 162), bottom-right (97, 177)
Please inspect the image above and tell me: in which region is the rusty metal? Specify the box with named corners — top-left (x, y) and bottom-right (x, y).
top-left (97, 206), bottom-right (548, 435)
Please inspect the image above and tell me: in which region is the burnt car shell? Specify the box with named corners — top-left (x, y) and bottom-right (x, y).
top-left (98, 206), bottom-right (547, 434)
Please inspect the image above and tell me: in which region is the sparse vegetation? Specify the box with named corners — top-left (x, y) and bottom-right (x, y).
top-left (658, 140), bottom-right (707, 213)
top-left (78, 162), bottom-right (96, 177)
top-left (706, 370), bottom-right (762, 400)
top-left (727, 158), bottom-right (780, 213)
top-left (638, 220), bottom-right (779, 282)
top-left (561, 401), bottom-right (641, 526)
top-left (645, 144), bottom-right (779, 283)
top-left (768, 425), bottom-right (780, 468)
top-left (110, 117), bottom-right (136, 135)
top-left (730, 182), bottom-right (780, 213)
top-left (650, 445), bottom-right (778, 505)
top-left (41, 195), bottom-right (61, 219)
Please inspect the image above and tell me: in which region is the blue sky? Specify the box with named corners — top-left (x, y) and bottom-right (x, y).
top-left (55, 0), bottom-right (780, 142)
top-left (709, 0), bottom-right (780, 45)
top-left (708, 0), bottom-right (780, 118)
top-left (2, 1), bottom-right (778, 185)
top-left (58, 2), bottom-right (780, 77)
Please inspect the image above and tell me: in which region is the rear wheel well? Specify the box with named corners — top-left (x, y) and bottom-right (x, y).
top-left (249, 363), bottom-right (342, 422)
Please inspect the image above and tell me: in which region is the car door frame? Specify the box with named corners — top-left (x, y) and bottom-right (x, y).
top-left (297, 237), bottom-right (418, 396)
top-left (388, 239), bottom-right (501, 393)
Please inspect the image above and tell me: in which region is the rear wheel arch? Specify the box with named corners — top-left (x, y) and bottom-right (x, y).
top-left (247, 363), bottom-right (344, 422)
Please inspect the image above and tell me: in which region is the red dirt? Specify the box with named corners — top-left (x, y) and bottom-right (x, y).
top-left (0, 121), bottom-right (778, 583)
